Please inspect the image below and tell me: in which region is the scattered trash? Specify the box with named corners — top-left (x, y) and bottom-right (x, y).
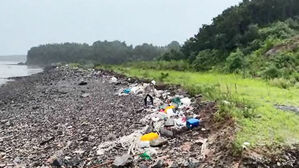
top-left (171, 97), bottom-right (181, 106)
top-left (109, 77), bottom-right (118, 83)
top-left (139, 141), bottom-right (150, 148)
top-left (139, 152), bottom-right (151, 160)
top-left (113, 154), bottom-right (133, 167)
top-left (151, 80), bottom-right (156, 85)
top-left (140, 133), bottom-right (159, 141)
top-left (144, 94), bottom-right (154, 106)
top-left (164, 119), bottom-right (175, 127)
top-left (186, 118), bottom-right (200, 129)
top-left (242, 142), bottom-right (251, 149)
top-left (181, 98), bottom-right (191, 106)
top-left (175, 117), bottom-right (187, 127)
top-left (123, 88), bottom-right (131, 94)
top-left (150, 138), bottom-right (167, 147)
top-left (165, 105), bottom-right (175, 113)
top-left (223, 100), bottom-right (230, 105)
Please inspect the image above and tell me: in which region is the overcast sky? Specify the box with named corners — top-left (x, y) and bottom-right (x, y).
top-left (0, 0), bottom-right (242, 55)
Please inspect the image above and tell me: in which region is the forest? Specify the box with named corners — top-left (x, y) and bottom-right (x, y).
top-left (27, 0), bottom-right (299, 83)
top-left (26, 41), bottom-right (180, 65)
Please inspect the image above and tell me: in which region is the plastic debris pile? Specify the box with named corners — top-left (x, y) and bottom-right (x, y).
top-left (100, 76), bottom-right (203, 167)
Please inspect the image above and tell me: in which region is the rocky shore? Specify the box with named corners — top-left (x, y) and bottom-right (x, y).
top-left (0, 66), bottom-right (298, 168)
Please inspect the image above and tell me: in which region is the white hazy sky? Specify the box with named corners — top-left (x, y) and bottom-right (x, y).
top-left (0, 0), bottom-right (242, 55)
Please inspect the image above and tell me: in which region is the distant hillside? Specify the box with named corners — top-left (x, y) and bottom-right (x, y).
top-left (0, 55), bottom-right (26, 62)
top-left (26, 41), bottom-right (180, 66)
top-left (158, 0), bottom-right (299, 85)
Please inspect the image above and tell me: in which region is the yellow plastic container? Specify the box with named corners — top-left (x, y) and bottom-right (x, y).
top-left (140, 133), bottom-right (159, 141)
top-left (164, 106), bottom-right (175, 113)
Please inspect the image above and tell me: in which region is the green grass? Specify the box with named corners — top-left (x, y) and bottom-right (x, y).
top-left (100, 65), bottom-right (299, 149)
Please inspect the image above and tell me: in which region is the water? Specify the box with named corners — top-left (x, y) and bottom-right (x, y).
top-left (0, 55), bottom-right (43, 85)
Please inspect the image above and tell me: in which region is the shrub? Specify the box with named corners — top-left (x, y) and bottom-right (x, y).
top-left (158, 72), bottom-right (169, 82)
top-left (225, 49), bottom-right (247, 73)
top-left (192, 49), bottom-right (223, 71)
top-left (262, 65), bottom-right (281, 79)
top-left (269, 78), bottom-right (293, 89)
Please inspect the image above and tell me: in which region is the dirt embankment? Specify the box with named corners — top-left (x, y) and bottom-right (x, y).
top-left (0, 66), bottom-right (298, 168)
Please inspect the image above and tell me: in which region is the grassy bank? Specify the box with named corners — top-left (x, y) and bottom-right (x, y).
top-left (98, 65), bottom-right (299, 150)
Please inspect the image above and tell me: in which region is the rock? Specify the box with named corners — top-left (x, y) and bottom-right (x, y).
top-left (150, 160), bottom-right (164, 168)
top-left (0, 164), bottom-right (6, 168)
top-left (52, 159), bottom-right (63, 167)
top-left (112, 154), bottom-right (133, 167)
top-left (150, 159), bottom-right (164, 168)
top-left (73, 149), bottom-right (85, 155)
top-left (81, 93), bottom-right (90, 98)
top-left (188, 158), bottom-right (200, 168)
top-left (164, 119), bottom-right (175, 127)
top-left (105, 133), bottom-right (117, 141)
top-left (182, 160), bottom-right (189, 167)
top-left (40, 136), bottom-right (55, 146)
top-left (78, 81), bottom-right (88, 86)
top-left (275, 105), bottom-right (299, 113)
top-left (80, 136), bottom-right (89, 141)
top-left (109, 77), bottom-right (118, 83)
top-left (169, 162), bottom-right (179, 168)
top-left (47, 156), bottom-right (63, 167)
top-left (5, 121), bottom-right (12, 127)
top-left (160, 127), bottom-right (174, 137)
top-left (150, 138), bottom-right (168, 147)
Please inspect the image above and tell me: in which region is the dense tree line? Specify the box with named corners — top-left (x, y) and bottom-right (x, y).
top-left (181, 0), bottom-right (299, 60)
top-left (26, 41), bottom-right (180, 65)
top-left (157, 0), bottom-right (299, 84)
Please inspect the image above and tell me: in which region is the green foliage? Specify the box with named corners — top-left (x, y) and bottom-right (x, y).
top-left (225, 49), bottom-right (247, 73)
top-left (262, 65), bottom-right (281, 79)
top-left (109, 66), bottom-right (299, 148)
top-left (192, 49), bottom-right (224, 71)
top-left (269, 78), bottom-right (293, 89)
top-left (158, 72), bottom-right (169, 82)
top-left (158, 49), bottom-right (185, 61)
top-left (27, 41), bottom-right (180, 66)
top-left (122, 60), bottom-right (191, 71)
top-left (183, 0), bottom-right (299, 56)
top-left (259, 21), bottom-right (296, 40)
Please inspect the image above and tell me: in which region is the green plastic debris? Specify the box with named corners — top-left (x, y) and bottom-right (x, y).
top-left (171, 97), bottom-right (181, 106)
top-left (139, 152), bottom-right (151, 160)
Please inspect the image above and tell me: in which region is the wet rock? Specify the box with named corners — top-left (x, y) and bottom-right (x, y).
top-left (150, 138), bottom-right (168, 147)
top-left (112, 154), bottom-right (133, 167)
